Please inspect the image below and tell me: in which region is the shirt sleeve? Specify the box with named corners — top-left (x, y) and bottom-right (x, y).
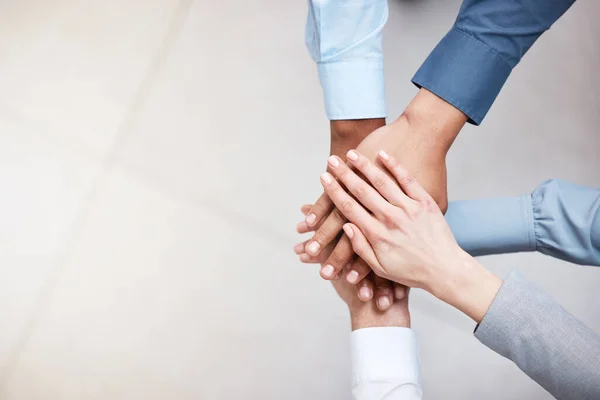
top-left (475, 270), bottom-right (600, 399)
top-left (351, 327), bottom-right (422, 400)
top-left (305, 0), bottom-right (388, 120)
top-left (412, 0), bottom-right (576, 125)
top-left (446, 179), bottom-right (600, 266)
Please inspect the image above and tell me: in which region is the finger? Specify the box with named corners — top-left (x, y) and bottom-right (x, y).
top-left (379, 151), bottom-right (433, 204)
top-left (319, 172), bottom-right (379, 238)
top-left (346, 257), bottom-right (371, 285)
top-left (345, 150), bottom-right (412, 208)
top-left (301, 204), bottom-right (312, 216)
top-left (373, 275), bottom-right (394, 311)
top-left (357, 274), bottom-right (374, 301)
top-left (320, 234), bottom-right (354, 280)
top-left (327, 155), bottom-right (391, 218)
top-left (305, 193), bottom-right (334, 227)
top-left (297, 241), bottom-right (335, 264)
top-left (304, 206), bottom-right (346, 256)
top-left (294, 241), bottom-right (307, 255)
top-left (298, 204), bottom-right (318, 233)
top-left (342, 223), bottom-right (382, 271)
top-left (296, 221), bottom-right (313, 234)
top-left (394, 283), bottom-right (409, 300)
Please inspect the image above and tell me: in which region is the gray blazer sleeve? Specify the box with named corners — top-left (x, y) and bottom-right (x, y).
top-left (475, 270), bottom-right (600, 399)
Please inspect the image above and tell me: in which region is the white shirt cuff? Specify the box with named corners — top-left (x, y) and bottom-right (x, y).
top-left (318, 60), bottom-right (387, 120)
top-left (351, 327), bottom-right (421, 388)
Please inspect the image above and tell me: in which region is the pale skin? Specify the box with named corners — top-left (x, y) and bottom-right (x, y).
top-left (297, 88), bottom-right (468, 309)
top-left (318, 149), bottom-right (503, 323)
top-left (300, 205), bottom-right (411, 330)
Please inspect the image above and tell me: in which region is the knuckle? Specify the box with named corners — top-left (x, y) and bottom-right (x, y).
top-left (331, 208), bottom-right (347, 224)
top-left (341, 200), bottom-right (354, 213)
top-left (401, 175), bottom-right (415, 185)
top-left (310, 202), bottom-right (327, 217)
top-left (354, 184), bottom-right (368, 200)
top-left (373, 177), bottom-right (386, 190)
top-left (328, 250), bottom-right (348, 266)
top-left (313, 230), bottom-right (332, 245)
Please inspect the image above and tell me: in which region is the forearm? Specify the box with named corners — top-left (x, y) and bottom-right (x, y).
top-left (475, 270), bottom-right (600, 399)
top-left (306, 0), bottom-right (388, 121)
top-left (399, 88), bottom-right (468, 153)
top-left (429, 252), bottom-right (502, 324)
top-left (446, 179), bottom-right (600, 266)
top-left (413, 0), bottom-right (576, 124)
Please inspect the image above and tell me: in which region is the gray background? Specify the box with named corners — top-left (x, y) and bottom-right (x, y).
top-left (0, 0), bottom-right (598, 398)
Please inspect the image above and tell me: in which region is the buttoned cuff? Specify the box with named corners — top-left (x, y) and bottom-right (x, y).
top-left (318, 60), bottom-right (387, 120)
top-left (351, 327), bottom-right (420, 387)
top-left (412, 27), bottom-right (512, 125)
top-left (446, 195), bottom-right (536, 257)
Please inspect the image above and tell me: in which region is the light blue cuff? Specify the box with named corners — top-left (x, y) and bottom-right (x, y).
top-left (412, 28), bottom-right (512, 125)
top-left (446, 195), bottom-right (536, 257)
top-left (318, 60), bottom-right (387, 120)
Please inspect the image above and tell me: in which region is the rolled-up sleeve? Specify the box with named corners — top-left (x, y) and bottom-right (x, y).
top-left (305, 0), bottom-right (388, 120)
top-left (412, 0), bottom-right (576, 125)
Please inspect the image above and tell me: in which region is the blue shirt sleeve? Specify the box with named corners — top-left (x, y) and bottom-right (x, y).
top-left (305, 0), bottom-right (388, 120)
top-left (446, 179), bottom-right (600, 266)
top-left (412, 0), bottom-right (576, 125)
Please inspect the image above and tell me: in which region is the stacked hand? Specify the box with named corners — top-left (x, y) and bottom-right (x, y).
top-left (314, 149), bottom-right (502, 322)
top-left (296, 119), bottom-right (452, 309)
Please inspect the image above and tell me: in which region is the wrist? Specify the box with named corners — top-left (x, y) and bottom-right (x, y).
top-left (330, 118), bottom-right (385, 157)
top-left (430, 251), bottom-right (502, 323)
top-left (350, 302), bottom-right (411, 331)
top-left (398, 88), bottom-right (468, 154)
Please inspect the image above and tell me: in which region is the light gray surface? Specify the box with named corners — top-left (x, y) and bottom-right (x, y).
top-left (0, 0), bottom-right (598, 399)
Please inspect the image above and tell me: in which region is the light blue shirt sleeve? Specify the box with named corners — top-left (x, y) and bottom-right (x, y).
top-left (446, 179), bottom-right (600, 266)
top-left (412, 0), bottom-right (576, 125)
top-left (305, 0), bottom-right (388, 120)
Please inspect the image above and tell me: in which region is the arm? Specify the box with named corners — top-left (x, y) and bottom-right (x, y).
top-left (413, 0), bottom-right (576, 125)
top-left (300, 204), bottom-right (422, 399)
top-left (305, 0), bottom-right (393, 306)
top-left (475, 270), bottom-right (600, 400)
top-left (305, 0), bottom-right (387, 155)
top-left (446, 179), bottom-right (600, 266)
top-left (318, 151), bottom-right (600, 399)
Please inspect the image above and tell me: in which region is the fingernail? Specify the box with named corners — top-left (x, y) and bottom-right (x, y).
top-left (342, 224), bottom-right (354, 238)
top-left (346, 150), bottom-right (358, 161)
top-left (359, 286), bottom-right (372, 300)
top-left (379, 150), bottom-right (390, 160)
top-left (321, 264), bottom-right (335, 278)
top-left (305, 213), bottom-right (316, 225)
top-left (320, 172), bottom-right (333, 185)
top-left (307, 241), bottom-right (320, 255)
top-left (395, 286), bottom-right (405, 299)
top-left (328, 156), bottom-right (340, 167)
top-left (346, 270), bottom-right (359, 283)
top-left (377, 296), bottom-right (391, 309)
top-left (293, 243), bottom-right (304, 254)
top-left (299, 253), bottom-right (310, 262)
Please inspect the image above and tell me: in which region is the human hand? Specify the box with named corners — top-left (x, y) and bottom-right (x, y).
top-left (301, 89), bottom-right (466, 285)
top-left (300, 207), bottom-right (411, 330)
top-left (301, 116), bottom-right (452, 280)
top-left (297, 205), bottom-right (407, 311)
top-left (320, 149), bottom-right (502, 322)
